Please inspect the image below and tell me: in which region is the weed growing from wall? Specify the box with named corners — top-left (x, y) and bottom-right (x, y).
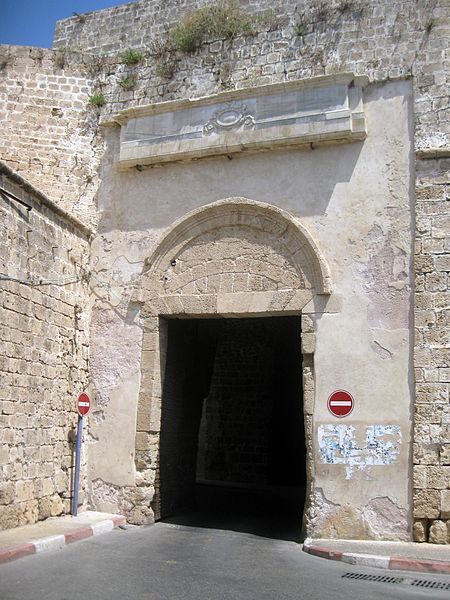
top-left (121, 48), bottom-right (145, 65)
top-left (87, 91), bottom-right (106, 107)
top-left (294, 17), bottom-right (308, 37)
top-left (169, 0), bottom-right (254, 53)
top-left (119, 76), bottom-right (137, 90)
top-left (155, 61), bottom-right (176, 80)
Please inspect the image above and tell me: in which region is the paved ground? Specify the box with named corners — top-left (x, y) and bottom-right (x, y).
top-left (0, 511), bottom-right (126, 564)
top-left (305, 538), bottom-right (450, 561)
top-left (0, 512), bottom-right (123, 550)
top-left (1, 521), bottom-right (450, 600)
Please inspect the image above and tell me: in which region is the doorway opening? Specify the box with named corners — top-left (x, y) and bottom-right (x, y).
top-left (154, 315), bottom-right (306, 541)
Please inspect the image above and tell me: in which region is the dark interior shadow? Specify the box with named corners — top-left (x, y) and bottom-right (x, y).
top-left (161, 481), bottom-right (304, 543)
top-left (157, 315), bottom-right (306, 543)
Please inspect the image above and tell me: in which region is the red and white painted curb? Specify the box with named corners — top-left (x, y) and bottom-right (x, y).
top-left (303, 542), bottom-right (450, 575)
top-left (0, 515), bottom-right (126, 565)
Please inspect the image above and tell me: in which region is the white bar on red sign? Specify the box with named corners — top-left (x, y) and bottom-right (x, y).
top-left (78, 402), bottom-right (90, 406)
top-left (329, 401), bottom-right (352, 406)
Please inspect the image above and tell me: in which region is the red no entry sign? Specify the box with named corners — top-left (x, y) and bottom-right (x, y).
top-left (328, 390), bottom-right (354, 418)
top-left (77, 392), bottom-right (91, 417)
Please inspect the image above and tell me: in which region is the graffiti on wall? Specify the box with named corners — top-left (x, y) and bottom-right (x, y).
top-left (318, 424), bottom-right (402, 479)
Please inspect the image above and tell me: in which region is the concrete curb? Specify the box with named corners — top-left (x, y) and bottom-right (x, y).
top-left (303, 543), bottom-right (450, 575)
top-left (0, 515), bottom-right (126, 566)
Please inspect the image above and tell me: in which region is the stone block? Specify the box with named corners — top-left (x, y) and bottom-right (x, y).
top-left (135, 450), bottom-right (150, 471)
top-left (415, 255), bottom-right (434, 274)
top-left (428, 520), bottom-right (449, 544)
top-left (15, 500), bottom-right (38, 528)
top-left (15, 480), bottom-right (34, 503)
top-left (0, 446), bottom-right (10, 465)
top-left (416, 383), bottom-right (448, 404)
top-left (136, 405), bottom-right (151, 433)
top-left (303, 388), bottom-right (314, 415)
top-left (50, 494), bottom-right (64, 517)
top-left (426, 466), bottom-right (450, 489)
top-left (127, 505), bottom-right (154, 526)
top-left (135, 431), bottom-right (151, 451)
top-left (434, 255), bottom-right (450, 272)
top-left (38, 497), bottom-right (52, 520)
top-left (413, 466), bottom-right (427, 489)
top-left (55, 469), bottom-right (68, 494)
top-left (413, 518), bottom-right (429, 542)
top-left (40, 445), bottom-right (54, 461)
top-left (301, 333), bottom-right (315, 354)
top-left (440, 444), bottom-right (450, 465)
top-left (0, 482), bottom-right (15, 505)
top-left (415, 404), bottom-right (444, 424)
top-left (42, 478), bottom-right (55, 497)
top-left (441, 490), bottom-right (450, 519)
top-left (439, 368), bottom-right (450, 383)
top-left (301, 314), bottom-right (314, 333)
top-left (413, 489), bottom-right (441, 518)
top-left (423, 369), bottom-right (439, 383)
top-left (0, 505), bottom-right (20, 531)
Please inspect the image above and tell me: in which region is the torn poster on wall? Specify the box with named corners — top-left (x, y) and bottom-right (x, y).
top-left (318, 424), bottom-right (401, 479)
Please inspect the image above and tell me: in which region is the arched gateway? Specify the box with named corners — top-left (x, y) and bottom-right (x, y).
top-left (132, 198), bottom-right (332, 535)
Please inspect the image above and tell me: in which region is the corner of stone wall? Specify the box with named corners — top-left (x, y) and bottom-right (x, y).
top-left (413, 153), bottom-right (450, 544)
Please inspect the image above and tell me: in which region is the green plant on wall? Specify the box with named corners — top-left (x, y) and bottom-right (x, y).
top-left (87, 91), bottom-right (106, 107)
top-left (121, 48), bottom-right (145, 65)
top-left (155, 61), bottom-right (176, 80)
top-left (256, 9), bottom-right (284, 32)
top-left (169, 0), bottom-right (254, 53)
top-left (294, 18), bottom-right (307, 36)
top-left (119, 75), bottom-right (137, 90)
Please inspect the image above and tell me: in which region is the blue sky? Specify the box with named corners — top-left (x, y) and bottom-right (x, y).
top-left (0, 1), bottom-right (135, 48)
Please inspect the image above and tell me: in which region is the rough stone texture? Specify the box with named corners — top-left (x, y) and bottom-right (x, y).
top-left (0, 0), bottom-right (449, 541)
top-left (50, 0), bottom-right (449, 157)
top-left (441, 490), bottom-right (450, 519)
top-left (414, 154), bottom-right (450, 539)
top-left (428, 519), bottom-right (449, 545)
top-left (413, 489), bottom-right (441, 519)
top-left (413, 518), bottom-right (429, 543)
top-left (0, 163), bottom-right (91, 530)
top-left (0, 46), bottom-right (103, 228)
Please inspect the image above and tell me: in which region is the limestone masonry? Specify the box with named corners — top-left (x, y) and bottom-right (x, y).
top-left (0, 0), bottom-right (449, 544)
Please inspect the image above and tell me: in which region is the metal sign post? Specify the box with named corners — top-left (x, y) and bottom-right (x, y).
top-left (72, 393), bottom-right (91, 517)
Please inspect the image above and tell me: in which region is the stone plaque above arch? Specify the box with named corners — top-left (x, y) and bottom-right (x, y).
top-left (134, 198), bottom-right (332, 317)
top-left (105, 73), bottom-right (368, 169)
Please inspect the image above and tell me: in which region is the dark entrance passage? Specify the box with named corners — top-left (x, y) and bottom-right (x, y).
top-left (154, 316), bottom-right (306, 541)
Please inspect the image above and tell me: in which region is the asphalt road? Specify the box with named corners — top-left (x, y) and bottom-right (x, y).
top-left (1, 521), bottom-right (449, 600)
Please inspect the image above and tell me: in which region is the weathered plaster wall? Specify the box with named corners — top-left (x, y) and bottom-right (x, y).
top-left (0, 163), bottom-right (91, 530)
top-left (87, 79), bottom-right (414, 540)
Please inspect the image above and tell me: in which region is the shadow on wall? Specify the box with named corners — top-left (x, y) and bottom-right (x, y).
top-left (96, 132), bottom-right (364, 233)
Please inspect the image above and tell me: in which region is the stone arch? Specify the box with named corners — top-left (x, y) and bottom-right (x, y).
top-left (131, 198), bottom-right (331, 530)
top-left (134, 197), bottom-right (332, 316)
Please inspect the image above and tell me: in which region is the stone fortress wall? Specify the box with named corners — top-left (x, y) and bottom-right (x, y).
top-left (0, 0), bottom-right (449, 542)
top-left (0, 163), bottom-right (91, 529)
